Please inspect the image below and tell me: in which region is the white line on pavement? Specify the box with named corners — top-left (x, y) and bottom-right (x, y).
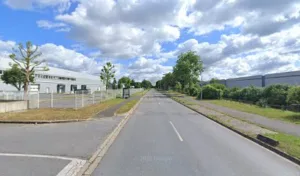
top-left (0, 153), bottom-right (86, 176)
top-left (169, 121), bottom-right (183, 142)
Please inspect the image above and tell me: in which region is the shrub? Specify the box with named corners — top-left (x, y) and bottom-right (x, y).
top-left (262, 84), bottom-right (290, 106)
top-left (175, 82), bottom-right (182, 92)
top-left (240, 86), bottom-right (263, 103)
top-left (256, 98), bottom-right (268, 108)
top-left (210, 83), bottom-right (226, 91)
top-left (228, 87), bottom-right (242, 100)
top-left (287, 86), bottom-right (300, 104)
top-left (188, 84), bottom-right (201, 97)
top-left (198, 85), bottom-right (222, 99)
top-left (223, 88), bottom-right (230, 99)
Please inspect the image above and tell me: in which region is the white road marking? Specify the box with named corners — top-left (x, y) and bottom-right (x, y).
top-left (169, 121), bottom-right (183, 142)
top-left (0, 153), bottom-right (86, 176)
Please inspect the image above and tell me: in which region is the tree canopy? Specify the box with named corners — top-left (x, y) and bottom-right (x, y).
top-left (118, 76), bottom-right (131, 88)
top-left (141, 79), bottom-right (152, 89)
top-left (9, 41), bottom-right (48, 97)
top-left (1, 64), bottom-right (34, 91)
top-left (100, 62), bottom-right (115, 89)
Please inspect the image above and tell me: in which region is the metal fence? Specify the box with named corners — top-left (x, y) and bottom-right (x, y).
top-left (0, 88), bottom-right (144, 110)
top-left (35, 88), bottom-right (143, 110)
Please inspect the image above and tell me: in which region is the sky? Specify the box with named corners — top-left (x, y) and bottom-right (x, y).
top-left (0, 0), bottom-right (300, 84)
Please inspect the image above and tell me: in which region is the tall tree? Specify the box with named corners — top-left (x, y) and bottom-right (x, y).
top-left (118, 76), bottom-right (131, 88)
top-left (100, 62), bottom-right (115, 90)
top-left (131, 79), bottom-right (136, 87)
top-left (141, 79), bottom-right (152, 89)
top-left (173, 51), bottom-right (203, 90)
top-left (1, 64), bottom-right (34, 91)
top-left (161, 72), bottom-right (175, 90)
top-left (9, 41), bottom-right (48, 98)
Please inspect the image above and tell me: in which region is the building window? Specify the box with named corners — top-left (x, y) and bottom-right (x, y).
top-left (81, 85), bottom-right (87, 90)
top-left (71, 85), bottom-right (77, 91)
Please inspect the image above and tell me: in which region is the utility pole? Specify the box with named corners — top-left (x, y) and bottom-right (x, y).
top-left (200, 74), bottom-right (203, 100)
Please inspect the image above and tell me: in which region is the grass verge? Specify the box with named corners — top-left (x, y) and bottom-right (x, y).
top-left (207, 100), bottom-right (300, 124)
top-left (172, 96), bottom-right (300, 161)
top-left (116, 99), bottom-right (139, 114)
top-left (265, 133), bottom-right (300, 160)
top-left (0, 98), bottom-right (124, 121)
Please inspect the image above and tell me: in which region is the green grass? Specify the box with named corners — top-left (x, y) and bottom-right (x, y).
top-left (207, 100), bottom-right (300, 124)
top-left (116, 99), bottom-right (139, 114)
top-left (0, 98), bottom-right (124, 121)
top-left (265, 133), bottom-right (300, 159)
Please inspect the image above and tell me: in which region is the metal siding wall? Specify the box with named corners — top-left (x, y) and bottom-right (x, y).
top-left (226, 78), bottom-right (262, 88)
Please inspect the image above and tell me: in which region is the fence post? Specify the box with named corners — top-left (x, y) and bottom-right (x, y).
top-left (37, 92), bottom-right (40, 109)
top-left (93, 93), bottom-right (95, 104)
top-left (74, 91), bottom-right (77, 110)
top-left (51, 90), bottom-right (53, 108)
top-left (81, 91), bottom-right (84, 107)
top-left (100, 91), bottom-right (102, 103)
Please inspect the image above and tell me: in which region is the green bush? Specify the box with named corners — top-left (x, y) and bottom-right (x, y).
top-left (198, 85), bottom-right (222, 99)
top-left (210, 83), bottom-right (226, 91)
top-left (256, 98), bottom-right (268, 108)
top-left (175, 82), bottom-right (182, 92)
top-left (240, 86), bottom-right (263, 103)
top-left (287, 86), bottom-right (300, 104)
top-left (263, 84), bottom-right (290, 106)
top-left (223, 88), bottom-right (230, 99)
top-left (188, 84), bottom-right (201, 97)
top-left (228, 87), bottom-right (242, 100)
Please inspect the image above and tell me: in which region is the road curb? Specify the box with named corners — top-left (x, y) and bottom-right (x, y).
top-left (168, 95), bottom-right (300, 166)
top-left (0, 119), bottom-right (89, 124)
top-left (76, 95), bottom-right (145, 176)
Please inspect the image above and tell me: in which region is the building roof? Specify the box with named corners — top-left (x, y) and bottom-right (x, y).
top-left (0, 57), bottom-right (99, 81)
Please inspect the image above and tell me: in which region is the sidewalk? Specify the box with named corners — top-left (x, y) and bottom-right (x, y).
top-left (178, 95), bottom-right (300, 136)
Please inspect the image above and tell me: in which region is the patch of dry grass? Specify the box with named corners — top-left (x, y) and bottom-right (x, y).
top-left (0, 98), bottom-right (124, 121)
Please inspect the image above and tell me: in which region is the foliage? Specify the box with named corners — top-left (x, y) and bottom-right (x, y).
top-left (141, 79), bottom-right (152, 89)
top-left (240, 86), bottom-right (263, 103)
top-left (100, 62), bottom-right (115, 89)
top-left (9, 41), bottom-right (48, 97)
top-left (174, 82), bottom-right (182, 92)
top-left (198, 85), bottom-right (222, 99)
top-left (256, 98), bottom-right (268, 108)
top-left (1, 64), bottom-right (34, 91)
top-left (173, 51), bottom-right (204, 89)
top-left (210, 83), bottom-right (226, 91)
top-left (262, 84), bottom-right (290, 106)
top-left (188, 84), bottom-right (201, 97)
top-left (155, 80), bottom-right (162, 89)
top-left (228, 87), bottom-right (242, 100)
top-left (118, 76), bottom-right (131, 88)
top-left (209, 78), bottom-right (220, 84)
top-left (287, 86), bottom-right (300, 104)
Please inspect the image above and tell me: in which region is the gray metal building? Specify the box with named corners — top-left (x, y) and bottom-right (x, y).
top-left (0, 57), bottom-right (105, 93)
top-left (219, 70), bottom-right (300, 88)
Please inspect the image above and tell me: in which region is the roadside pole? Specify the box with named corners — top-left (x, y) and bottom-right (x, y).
top-left (75, 92), bottom-right (77, 110)
top-left (37, 92), bottom-right (40, 109)
top-left (51, 90), bottom-right (53, 108)
top-left (93, 92), bottom-right (95, 104)
top-left (82, 91), bottom-right (84, 107)
top-left (200, 74), bottom-right (203, 100)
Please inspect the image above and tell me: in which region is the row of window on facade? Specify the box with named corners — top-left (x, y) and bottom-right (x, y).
top-left (35, 74), bottom-right (76, 81)
top-left (0, 70), bottom-right (76, 81)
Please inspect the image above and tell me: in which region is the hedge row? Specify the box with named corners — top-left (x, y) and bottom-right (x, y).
top-left (180, 83), bottom-right (300, 107)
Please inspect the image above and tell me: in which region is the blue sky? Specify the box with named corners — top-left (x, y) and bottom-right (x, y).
top-left (0, 0), bottom-right (300, 84)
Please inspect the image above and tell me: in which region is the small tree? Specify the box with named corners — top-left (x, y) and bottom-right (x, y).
top-left (1, 64), bottom-right (34, 91)
top-left (9, 41), bottom-right (48, 99)
top-left (287, 86), bottom-right (300, 104)
top-left (100, 62), bottom-right (115, 90)
top-left (112, 78), bottom-right (117, 89)
top-left (118, 76), bottom-right (131, 88)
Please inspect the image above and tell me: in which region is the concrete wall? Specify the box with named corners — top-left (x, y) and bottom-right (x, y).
top-left (0, 101), bottom-right (27, 113)
top-left (217, 70), bottom-right (300, 88)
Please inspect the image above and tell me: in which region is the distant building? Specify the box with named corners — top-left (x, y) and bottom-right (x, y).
top-left (0, 57), bottom-right (105, 93)
top-left (214, 71), bottom-right (300, 88)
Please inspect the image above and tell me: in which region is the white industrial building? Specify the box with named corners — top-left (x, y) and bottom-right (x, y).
top-left (0, 57), bottom-right (105, 93)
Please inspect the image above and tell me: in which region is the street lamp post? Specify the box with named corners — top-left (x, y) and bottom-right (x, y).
top-left (200, 74), bottom-right (203, 100)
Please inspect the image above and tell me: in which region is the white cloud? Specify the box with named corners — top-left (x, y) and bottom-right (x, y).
top-left (127, 57), bottom-right (172, 84)
top-left (36, 20), bottom-right (70, 32)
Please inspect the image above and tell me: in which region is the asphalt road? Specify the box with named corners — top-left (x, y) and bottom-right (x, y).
top-left (0, 116), bottom-right (123, 176)
top-left (93, 90), bottom-right (300, 176)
